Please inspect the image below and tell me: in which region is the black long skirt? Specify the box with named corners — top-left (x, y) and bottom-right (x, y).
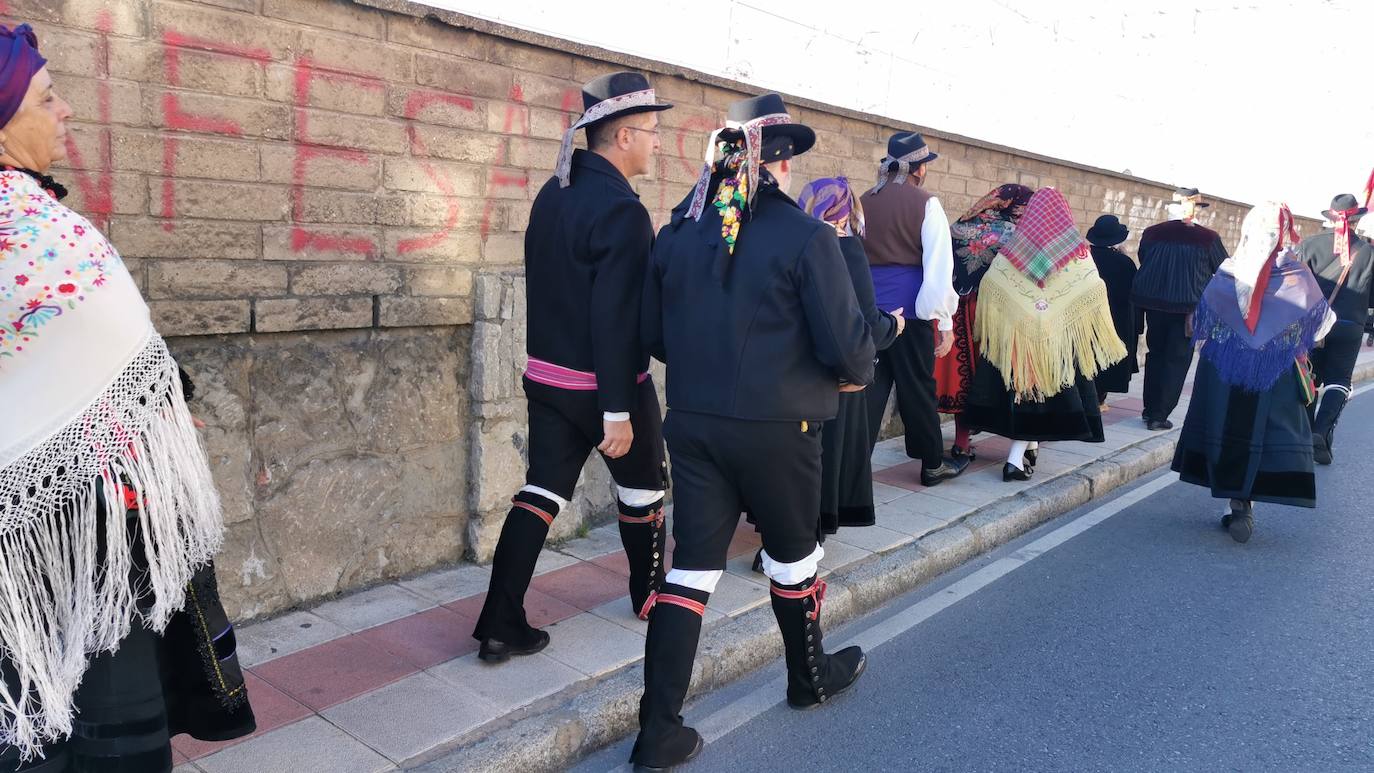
top-left (963, 356), bottom-right (1106, 442)
top-left (820, 390), bottom-right (877, 534)
top-left (1172, 358), bottom-right (1316, 507)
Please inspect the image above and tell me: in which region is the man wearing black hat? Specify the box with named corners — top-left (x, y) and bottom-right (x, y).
top-left (1130, 187), bottom-right (1229, 430)
top-left (1297, 193), bottom-right (1374, 464)
top-left (858, 131), bottom-right (967, 486)
top-left (470, 72), bottom-right (673, 664)
top-left (632, 93), bottom-right (875, 770)
top-left (1086, 214), bottom-right (1142, 403)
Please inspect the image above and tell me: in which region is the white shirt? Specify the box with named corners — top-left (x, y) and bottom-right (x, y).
top-left (915, 196), bottom-right (958, 331)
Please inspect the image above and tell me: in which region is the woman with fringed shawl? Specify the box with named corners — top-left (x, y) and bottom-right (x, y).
top-left (934, 184), bottom-right (1033, 461)
top-left (964, 188), bottom-right (1127, 482)
top-left (0, 24), bottom-right (254, 770)
top-left (1173, 202), bottom-right (1335, 544)
top-left (797, 177), bottom-right (904, 535)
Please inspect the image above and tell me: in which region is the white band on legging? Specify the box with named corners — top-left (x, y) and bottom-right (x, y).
top-left (616, 486), bottom-right (665, 508)
top-left (519, 485), bottom-right (569, 512)
top-left (665, 568), bottom-right (722, 593)
top-left (760, 544), bottom-right (824, 585)
top-left (1007, 439), bottom-right (1030, 470)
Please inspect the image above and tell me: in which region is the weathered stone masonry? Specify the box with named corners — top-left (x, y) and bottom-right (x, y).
top-left (10, 0), bottom-right (1320, 620)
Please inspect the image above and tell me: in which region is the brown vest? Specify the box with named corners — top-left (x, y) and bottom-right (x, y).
top-left (859, 182), bottom-right (933, 267)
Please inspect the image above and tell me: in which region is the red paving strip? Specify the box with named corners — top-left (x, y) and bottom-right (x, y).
top-left (531, 561), bottom-right (634, 610)
top-left (591, 550), bottom-right (632, 577)
top-left (358, 606), bottom-right (480, 670)
top-left (251, 634), bottom-right (418, 712)
top-left (872, 460), bottom-right (924, 491)
top-left (173, 672), bottom-right (314, 761)
top-left (727, 523), bottom-right (763, 558)
top-left (444, 587), bottom-right (580, 628)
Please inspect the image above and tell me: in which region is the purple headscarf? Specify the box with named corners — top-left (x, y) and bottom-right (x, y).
top-left (797, 176), bottom-right (864, 237)
top-left (0, 24), bottom-right (46, 128)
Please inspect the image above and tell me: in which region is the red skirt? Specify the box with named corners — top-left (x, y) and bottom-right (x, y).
top-left (935, 293), bottom-right (978, 414)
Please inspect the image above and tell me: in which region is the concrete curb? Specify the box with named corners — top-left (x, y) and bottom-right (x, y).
top-left (411, 358), bottom-right (1374, 773)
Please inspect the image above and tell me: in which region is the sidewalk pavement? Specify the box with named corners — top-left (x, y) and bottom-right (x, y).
top-left (173, 349), bottom-right (1374, 773)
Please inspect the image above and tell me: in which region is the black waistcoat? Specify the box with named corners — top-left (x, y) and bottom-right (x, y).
top-left (1298, 231), bottom-right (1374, 324)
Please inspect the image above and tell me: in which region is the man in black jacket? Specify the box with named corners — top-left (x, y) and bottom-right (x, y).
top-left (630, 94), bottom-right (876, 771)
top-left (1299, 193), bottom-right (1374, 464)
top-left (470, 72), bottom-right (673, 664)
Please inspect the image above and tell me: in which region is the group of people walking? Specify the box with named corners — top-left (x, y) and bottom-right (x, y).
top-left (2, 20), bottom-right (1370, 771)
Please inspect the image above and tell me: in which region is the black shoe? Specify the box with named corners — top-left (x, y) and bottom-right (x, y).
top-left (769, 576), bottom-right (867, 710)
top-left (950, 445), bottom-right (977, 463)
top-left (921, 456), bottom-right (969, 487)
top-left (1023, 448), bottom-right (1038, 468)
top-left (1225, 501), bottom-right (1254, 543)
top-left (632, 727), bottom-right (703, 772)
top-left (1146, 419), bottom-right (1174, 431)
top-left (1313, 434), bottom-right (1333, 466)
top-left (1002, 462), bottom-right (1032, 482)
top-left (751, 547), bottom-right (764, 574)
top-left (477, 629), bottom-right (550, 663)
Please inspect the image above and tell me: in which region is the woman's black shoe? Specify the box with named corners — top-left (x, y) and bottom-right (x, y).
top-left (1002, 463), bottom-right (1032, 482)
top-left (950, 445), bottom-right (976, 463)
top-left (1023, 448), bottom-right (1038, 469)
top-left (751, 548), bottom-right (764, 574)
top-left (477, 629), bottom-right (551, 663)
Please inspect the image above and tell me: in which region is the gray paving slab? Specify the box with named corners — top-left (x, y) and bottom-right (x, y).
top-left (876, 492), bottom-right (974, 522)
top-left (870, 440), bottom-right (912, 471)
top-left (542, 612), bottom-right (648, 677)
top-left (816, 539), bottom-right (871, 574)
top-left (173, 764), bottom-right (204, 773)
top-left (236, 610), bottom-right (350, 668)
top-left (196, 717), bottom-right (394, 773)
top-left (829, 524), bottom-right (913, 554)
top-left (918, 478), bottom-right (1006, 507)
top-left (533, 549), bottom-right (581, 575)
top-left (875, 508), bottom-right (950, 539)
top-left (555, 523), bottom-right (626, 561)
top-left (321, 671), bottom-right (495, 763)
top-left (397, 564), bottom-right (492, 605)
top-left (311, 584), bottom-right (433, 633)
top-left (871, 481), bottom-right (914, 505)
top-left (429, 651), bottom-right (583, 715)
top-left (706, 571), bottom-right (770, 617)
top-left (586, 596), bottom-right (652, 635)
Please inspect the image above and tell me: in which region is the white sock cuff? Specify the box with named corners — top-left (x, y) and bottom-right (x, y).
top-left (616, 486), bottom-right (665, 508)
top-left (665, 568), bottom-right (722, 593)
top-left (761, 545), bottom-right (824, 585)
top-left (519, 485), bottom-right (569, 512)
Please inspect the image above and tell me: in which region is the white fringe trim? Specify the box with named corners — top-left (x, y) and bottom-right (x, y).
top-left (0, 333), bottom-right (223, 759)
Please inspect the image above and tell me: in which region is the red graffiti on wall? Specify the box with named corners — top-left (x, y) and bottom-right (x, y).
top-left (59, 11), bottom-right (114, 230)
top-left (397, 90), bottom-right (476, 254)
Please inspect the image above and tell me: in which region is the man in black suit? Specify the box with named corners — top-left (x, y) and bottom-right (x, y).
top-left (630, 94), bottom-right (875, 771)
top-left (470, 72), bottom-right (673, 663)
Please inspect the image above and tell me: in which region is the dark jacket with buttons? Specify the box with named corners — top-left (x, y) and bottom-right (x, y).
top-left (525, 149), bottom-right (653, 414)
top-left (1298, 230), bottom-right (1374, 325)
top-left (642, 179), bottom-right (875, 422)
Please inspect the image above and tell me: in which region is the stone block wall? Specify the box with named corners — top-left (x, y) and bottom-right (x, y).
top-left (9, 0), bottom-right (1321, 620)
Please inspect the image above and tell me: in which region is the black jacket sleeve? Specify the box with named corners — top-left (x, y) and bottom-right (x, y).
top-left (588, 199), bottom-right (655, 413)
top-left (641, 230), bottom-right (668, 365)
top-left (1206, 234), bottom-right (1230, 274)
top-left (838, 236), bottom-right (898, 351)
top-left (798, 226), bottom-right (876, 386)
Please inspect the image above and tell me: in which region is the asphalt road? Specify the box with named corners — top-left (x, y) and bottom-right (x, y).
top-left (576, 384), bottom-right (1374, 773)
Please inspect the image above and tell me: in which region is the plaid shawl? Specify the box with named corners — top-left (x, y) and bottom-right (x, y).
top-left (997, 188), bottom-right (1090, 288)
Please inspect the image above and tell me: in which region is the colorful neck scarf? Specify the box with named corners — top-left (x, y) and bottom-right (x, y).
top-left (996, 187), bottom-right (1090, 288)
top-left (869, 146), bottom-right (931, 194)
top-left (973, 187), bottom-right (1125, 401)
top-left (797, 176), bottom-right (864, 237)
top-left (950, 184), bottom-right (1033, 295)
top-left (0, 171), bottom-right (224, 758)
top-left (1192, 203), bottom-right (1334, 392)
top-left (686, 111), bottom-right (794, 227)
top-left (0, 24), bottom-right (45, 127)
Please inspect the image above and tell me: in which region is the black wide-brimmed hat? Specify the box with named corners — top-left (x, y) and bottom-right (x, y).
top-left (1173, 186), bottom-right (1210, 208)
top-left (1322, 192), bottom-right (1368, 222)
top-left (718, 92), bottom-right (816, 162)
top-left (870, 132), bottom-right (938, 193)
top-left (556, 71), bottom-right (673, 187)
top-left (1086, 214), bottom-right (1129, 247)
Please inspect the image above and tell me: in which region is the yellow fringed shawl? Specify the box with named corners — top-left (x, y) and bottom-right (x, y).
top-left (974, 256), bottom-right (1127, 402)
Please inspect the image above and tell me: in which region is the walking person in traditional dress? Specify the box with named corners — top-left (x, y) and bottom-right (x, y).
top-left (1131, 188), bottom-right (1230, 430)
top-left (1173, 203), bottom-right (1335, 543)
top-left (471, 72), bottom-right (673, 663)
top-left (1296, 192), bottom-right (1373, 465)
top-left (860, 132), bottom-right (968, 486)
top-left (797, 176), bottom-right (904, 537)
top-left (963, 188), bottom-right (1127, 481)
top-left (0, 25), bottom-right (256, 771)
top-left (934, 184), bottom-right (1033, 460)
top-left (633, 94), bottom-right (875, 770)
top-left (1086, 214), bottom-right (1143, 408)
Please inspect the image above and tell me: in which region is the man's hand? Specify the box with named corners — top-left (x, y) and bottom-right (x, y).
top-left (598, 419), bottom-right (634, 459)
top-left (839, 382), bottom-right (867, 393)
top-left (934, 327), bottom-right (954, 358)
top-left (890, 308), bottom-right (906, 336)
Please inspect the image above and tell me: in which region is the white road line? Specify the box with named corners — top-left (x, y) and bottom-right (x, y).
top-left (605, 378), bottom-right (1374, 769)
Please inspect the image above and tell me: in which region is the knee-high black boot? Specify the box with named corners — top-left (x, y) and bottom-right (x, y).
top-left (1312, 384), bottom-right (1349, 462)
top-left (630, 583), bottom-right (707, 771)
top-left (618, 498), bottom-right (666, 619)
top-left (769, 575), bottom-right (866, 709)
top-left (472, 491), bottom-right (558, 662)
